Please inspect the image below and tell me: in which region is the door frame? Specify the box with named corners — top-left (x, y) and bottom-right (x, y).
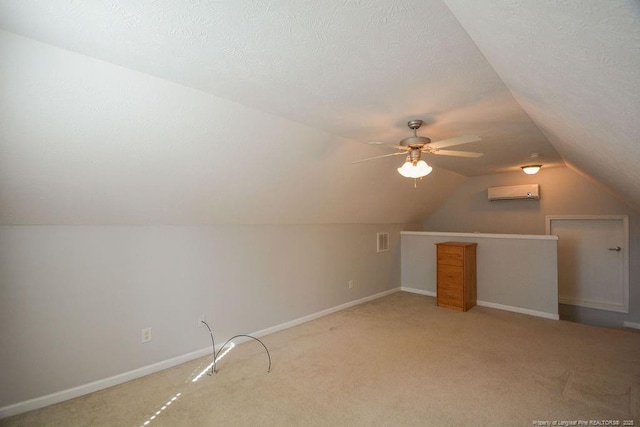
top-left (546, 214), bottom-right (629, 313)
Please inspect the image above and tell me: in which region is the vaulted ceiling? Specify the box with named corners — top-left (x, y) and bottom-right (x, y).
top-left (0, 1), bottom-right (638, 225)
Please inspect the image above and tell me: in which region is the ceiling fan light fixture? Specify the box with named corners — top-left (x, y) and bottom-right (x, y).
top-left (521, 165), bottom-right (542, 175)
top-left (397, 159), bottom-right (432, 179)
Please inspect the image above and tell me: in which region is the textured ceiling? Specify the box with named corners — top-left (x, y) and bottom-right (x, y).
top-left (443, 0), bottom-right (640, 210)
top-left (0, 0), bottom-right (638, 224)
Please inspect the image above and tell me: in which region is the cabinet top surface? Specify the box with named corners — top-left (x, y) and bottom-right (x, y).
top-left (436, 241), bottom-right (477, 247)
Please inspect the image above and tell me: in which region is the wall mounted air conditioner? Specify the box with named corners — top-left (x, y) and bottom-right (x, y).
top-left (487, 184), bottom-right (539, 201)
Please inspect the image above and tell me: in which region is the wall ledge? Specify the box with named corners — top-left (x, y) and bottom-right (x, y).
top-left (401, 231), bottom-right (558, 240)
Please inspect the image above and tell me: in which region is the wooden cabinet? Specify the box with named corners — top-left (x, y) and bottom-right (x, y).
top-left (436, 242), bottom-right (477, 311)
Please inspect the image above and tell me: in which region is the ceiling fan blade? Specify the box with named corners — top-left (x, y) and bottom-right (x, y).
top-left (429, 149), bottom-right (484, 158)
top-left (367, 142), bottom-right (407, 150)
top-left (352, 151), bottom-right (406, 164)
top-left (428, 134), bottom-right (481, 149)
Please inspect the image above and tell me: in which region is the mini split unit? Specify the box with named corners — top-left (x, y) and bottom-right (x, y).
top-left (487, 184), bottom-right (540, 201)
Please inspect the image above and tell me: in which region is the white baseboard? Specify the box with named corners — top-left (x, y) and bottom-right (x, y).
top-left (0, 287), bottom-right (400, 419)
top-left (400, 286), bottom-right (435, 297)
top-left (249, 287), bottom-right (401, 339)
top-left (476, 300), bottom-right (559, 320)
top-left (0, 346), bottom-right (212, 419)
top-left (400, 287), bottom-right (559, 320)
top-left (623, 321), bottom-right (640, 330)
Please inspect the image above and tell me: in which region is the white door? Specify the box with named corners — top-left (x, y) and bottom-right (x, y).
top-left (546, 215), bottom-right (629, 313)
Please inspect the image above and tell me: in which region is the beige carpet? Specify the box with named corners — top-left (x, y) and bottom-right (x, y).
top-left (2, 292), bottom-right (639, 426)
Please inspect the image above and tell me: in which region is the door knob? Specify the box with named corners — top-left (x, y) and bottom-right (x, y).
top-left (608, 246), bottom-right (622, 252)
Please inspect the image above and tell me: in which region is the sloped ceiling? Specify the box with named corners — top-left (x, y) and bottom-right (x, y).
top-left (443, 0), bottom-right (640, 211)
top-left (0, 1), bottom-right (638, 225)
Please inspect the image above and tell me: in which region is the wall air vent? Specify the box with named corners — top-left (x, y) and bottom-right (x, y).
top-left (377, 232), bottom-right (389, 252)
top-left (487, 184), bottom-right (539, 201)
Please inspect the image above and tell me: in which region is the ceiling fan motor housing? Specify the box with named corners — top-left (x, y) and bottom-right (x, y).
top-left (401, 120), bottom-right (431, 147)
top-left (400, 136), bottom-right (431, 147)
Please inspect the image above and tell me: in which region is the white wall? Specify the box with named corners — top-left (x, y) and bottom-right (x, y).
top-left (0, 223), bottom-right (408, 413)
top-left (0, 30), bottom-right (466, 227)
top-left (423, 166), bottom-right (640, 327)
top-left (401, 232), bottom-right (558, 318)
top-left (0, 31), bottom-right (436, 417)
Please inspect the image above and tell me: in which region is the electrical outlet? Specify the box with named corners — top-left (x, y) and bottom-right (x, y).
top-left (348, 280), bottom-right (354, 289)
top-left (141, 327), bottom-right (152, 343)
top-left (198, 314), bottom-right (207, 328)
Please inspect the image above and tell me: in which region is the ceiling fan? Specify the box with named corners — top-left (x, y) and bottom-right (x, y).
top-left (354, 120), bottom-right (483, 180)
